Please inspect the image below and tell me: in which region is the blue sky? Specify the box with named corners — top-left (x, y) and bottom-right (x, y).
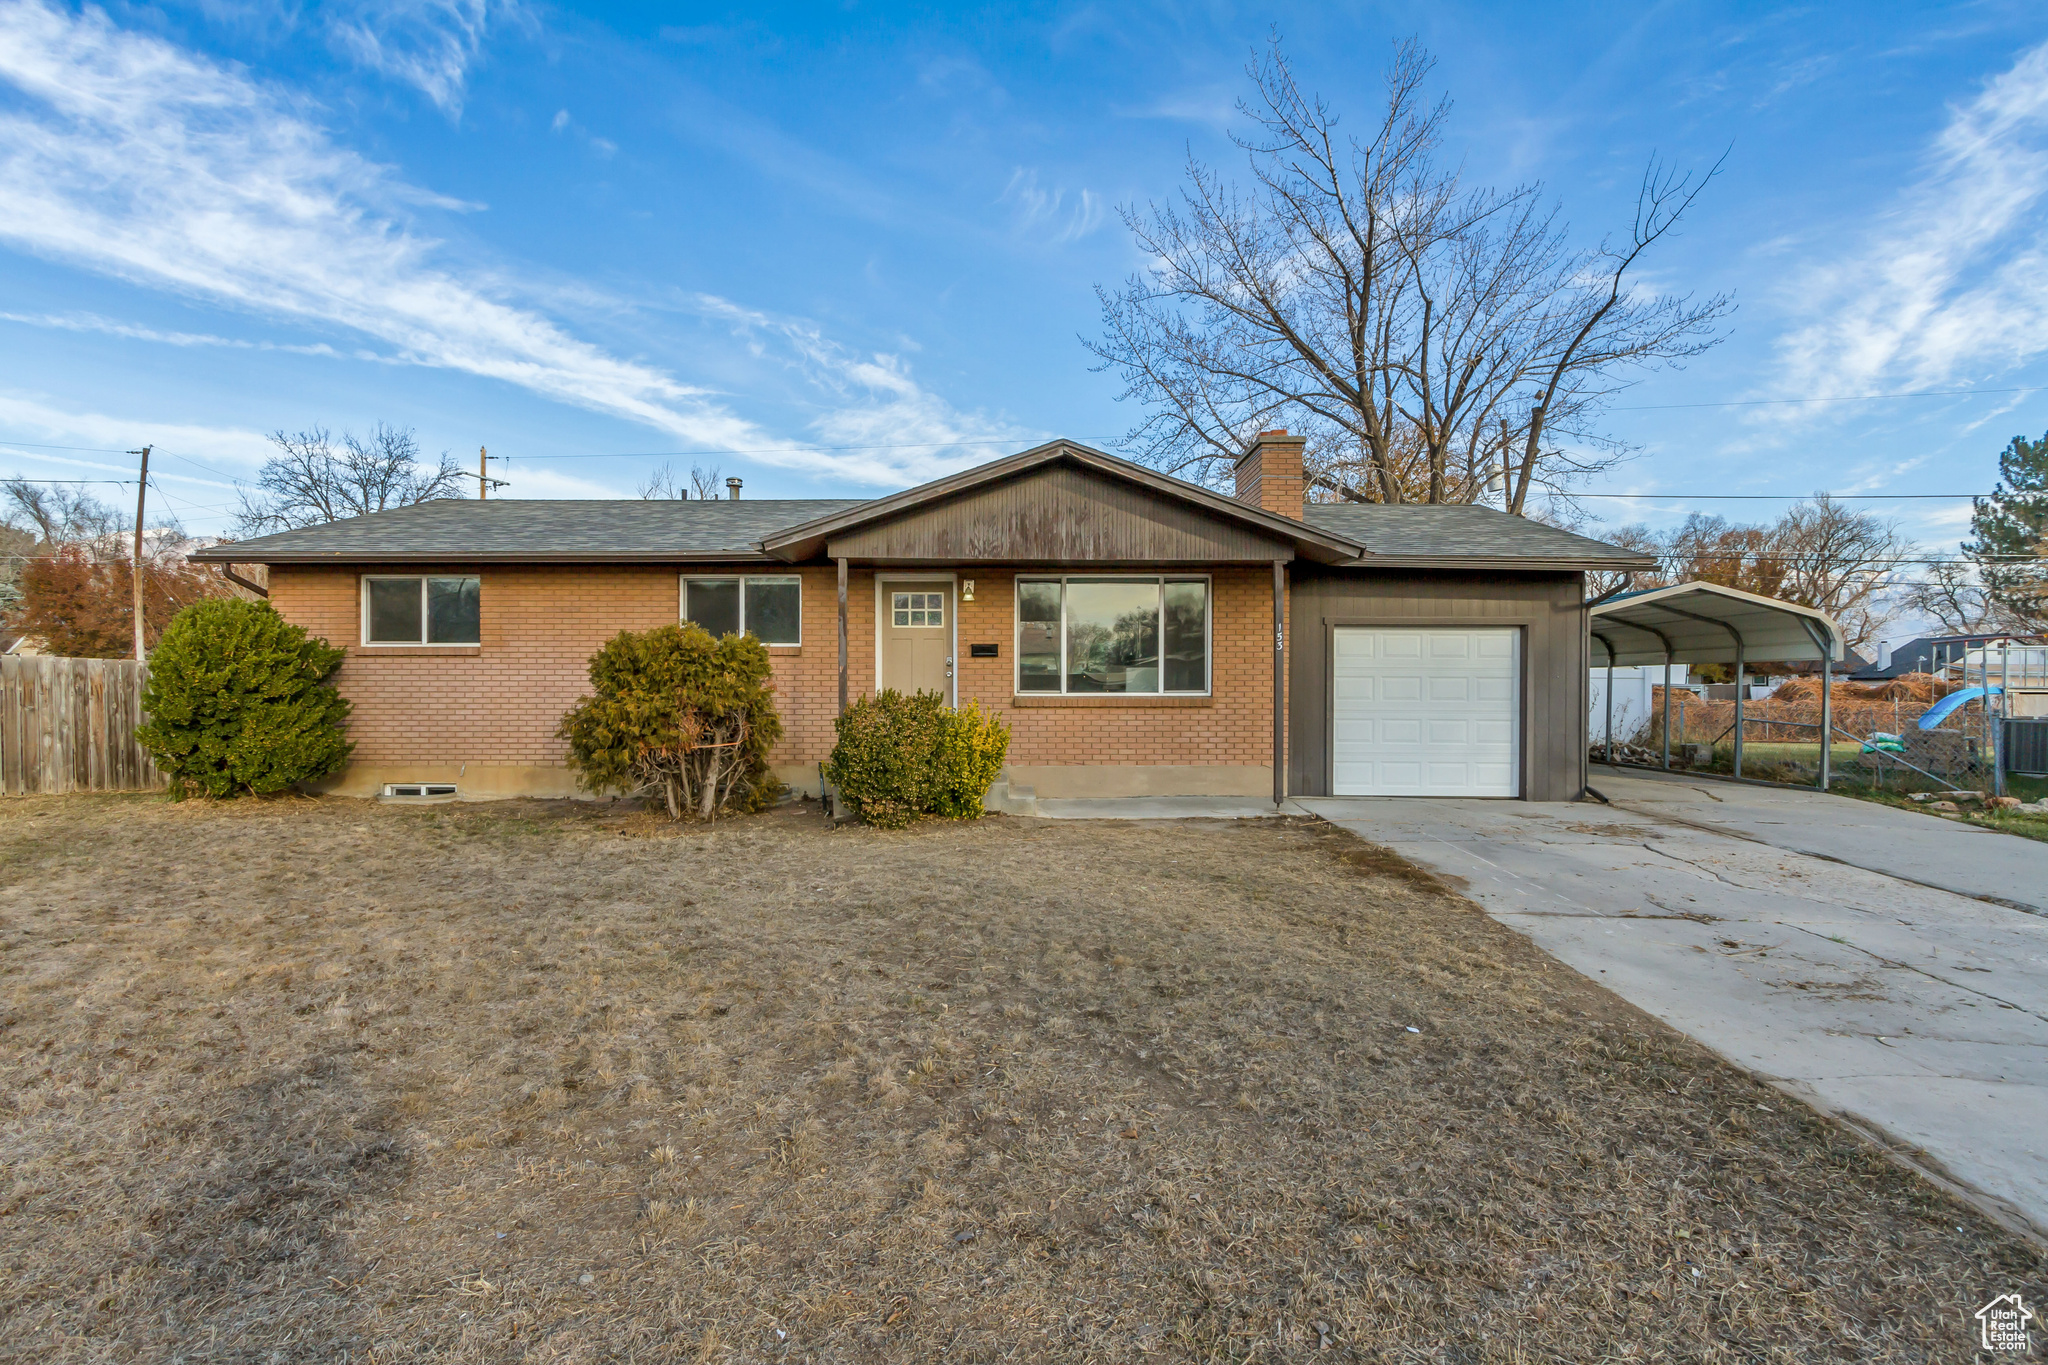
top-left (2, 1), bottom-right (2047, 561)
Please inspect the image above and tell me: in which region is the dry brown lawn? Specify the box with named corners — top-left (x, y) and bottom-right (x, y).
top-left (0, 795), bottom-right (2039, 1363)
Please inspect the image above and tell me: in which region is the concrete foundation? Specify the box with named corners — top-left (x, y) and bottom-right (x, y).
top-left (315, 762), bottom-right (1275, 803)
top-left (310, 764), bottom-right (588, 800)
top-left (1003, 764), bottom-right (1273, 798)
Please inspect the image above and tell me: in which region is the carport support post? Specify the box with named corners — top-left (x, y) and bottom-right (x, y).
top-left (1819, 646), bottom-right (1832, 790)
top-left (1272, 559), bottom-right (1287, 808)
top-left (1733, 636), bottom-right (1746, 778)
top-left (1605, 645), bottom-right (1616, 763)
top-left (1662, 653), bottom-right (1673, 770)
top-left (836, 557), bottom-right (849, 717)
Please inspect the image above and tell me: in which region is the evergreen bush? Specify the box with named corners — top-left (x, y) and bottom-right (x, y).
top-left (558, 624), bottom-right (783, 820)
top-left (824, 690), bottom-right (1011, 828)
top-left (137, 598), bottom-right (352, 798)
top-left (933, 699), bottom-right (1011, 818)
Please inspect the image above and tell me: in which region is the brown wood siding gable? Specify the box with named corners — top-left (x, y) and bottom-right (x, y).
top-left (823, 465), bottom-right (1298, 564)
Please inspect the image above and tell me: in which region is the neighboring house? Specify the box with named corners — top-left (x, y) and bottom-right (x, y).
top-left (1852, 633), bottom-right (2016, 681)
top-left (192, 435), bottom-right (1652, 803)
top-left (1589, 664), bottom-right (1697, 743)
top-left (1777, 649), bottom-right (1868, 678)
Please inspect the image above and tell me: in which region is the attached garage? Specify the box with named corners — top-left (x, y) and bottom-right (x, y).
top-left (1331, 627), bottom-right (1520, 796)
top-left (1286, 505), bottom-right (1655, 804)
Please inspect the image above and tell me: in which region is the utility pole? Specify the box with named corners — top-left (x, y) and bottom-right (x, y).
top-left (127, 445), bottom-right (150, 662)
top-left (472, 445), bottom-right (507, 499)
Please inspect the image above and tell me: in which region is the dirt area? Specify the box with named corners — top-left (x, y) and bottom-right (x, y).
top-left (0, 796), bottom-right (2039, 1363)
top-left (1833, 775), bottom-right (2048, 845)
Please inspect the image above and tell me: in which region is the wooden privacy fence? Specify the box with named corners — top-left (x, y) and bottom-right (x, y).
top-left (0, 656), bottom-right (164, 795)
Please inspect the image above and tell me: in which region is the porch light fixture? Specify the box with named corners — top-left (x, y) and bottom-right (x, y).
top-left (961, 579), bottom-right (976, 602)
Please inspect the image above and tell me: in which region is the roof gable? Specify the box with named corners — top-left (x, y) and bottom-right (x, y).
top-left (760, 440), bottom-right (1361, 564)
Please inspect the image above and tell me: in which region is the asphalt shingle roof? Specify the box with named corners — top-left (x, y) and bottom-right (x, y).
top-left (1303, 503), bottom-right (1656, 564)
top-left (1848, 633), bottom-right (2013, 680)
top-left (192, 498), bottom-right (864, 562)
top-left (196, 489), bottom-right (1649, 568)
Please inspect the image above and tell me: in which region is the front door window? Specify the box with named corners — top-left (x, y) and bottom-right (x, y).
top-left (892, 591), bottom-right (945, 628)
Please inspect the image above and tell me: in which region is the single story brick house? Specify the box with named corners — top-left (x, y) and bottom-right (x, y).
top-left (192, 434), bottom-right (1652, 803)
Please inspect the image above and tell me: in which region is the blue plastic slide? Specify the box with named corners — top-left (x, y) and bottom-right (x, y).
top-left (1917, 685), bottom-right (2001, 730)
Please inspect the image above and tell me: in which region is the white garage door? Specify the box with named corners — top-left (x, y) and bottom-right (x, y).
top-left (1332, 627), bottom-right (1520, 797)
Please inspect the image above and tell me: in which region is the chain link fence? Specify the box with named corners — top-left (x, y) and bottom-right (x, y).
top-left (1598, 682), bottom-right (1995, 790)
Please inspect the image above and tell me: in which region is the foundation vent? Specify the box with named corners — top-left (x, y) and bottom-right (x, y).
top-left (381, 783), bottom-right (458, 801)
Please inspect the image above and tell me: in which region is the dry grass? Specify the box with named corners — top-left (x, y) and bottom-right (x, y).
top-left (0, 795), bottom-right (2039, 1363)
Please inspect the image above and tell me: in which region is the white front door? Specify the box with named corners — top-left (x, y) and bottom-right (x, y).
top-left (1332, 627), bottom-right (1520, 796)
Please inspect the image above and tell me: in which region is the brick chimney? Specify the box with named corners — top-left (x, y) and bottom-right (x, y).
top-left (1234, 429), bottom-right (1305, 520)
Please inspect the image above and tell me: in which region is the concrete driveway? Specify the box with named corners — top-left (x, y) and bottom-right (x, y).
top-left (1590, 764), bottom-right (2048, 915)
top-left (1297, 770), bottom-right (2048, 1242)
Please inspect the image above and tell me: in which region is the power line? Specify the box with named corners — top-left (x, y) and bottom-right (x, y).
top-left (1638, 557), bottom-right (2048, 566)
top-left (158, 449), bottom-right (246, 483)
top-left (1573, 492), bottom-right (1989, 500)
top-left (493, 438), bottom-right (1052, 461)
top-left (0, 439), bottom-right (136, 453)
top-left (1610, 384), bottom-right (2048, 412)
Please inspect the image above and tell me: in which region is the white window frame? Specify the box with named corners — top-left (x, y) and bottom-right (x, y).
top-left (1013, 573), bottom-right (1212, 697)
top-left (678, 574), bottom-right (803, 646)
top-left (889, 589), bottom-right (947, 629)
top-left (360, 574), bottom-right (481, 647)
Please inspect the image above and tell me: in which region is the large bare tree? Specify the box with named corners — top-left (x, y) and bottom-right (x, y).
top-left (235, 424), bottom-right (467, 535)
top-left (2, 479), bottom-right (126, 554)
top-left (636, 463), bottom-right (726, 500)
top-left (1088, 40), bottom-right (1731, 510)
top-left (1897, 554), bottom-right (2003, 634)
top-left (1592, 499), bottom-right (1905, 650)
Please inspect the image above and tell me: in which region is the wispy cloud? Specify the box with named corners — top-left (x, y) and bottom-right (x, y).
top-left (1114, 86), bottom-right (1240, 131)
top-left (999, 168), bottom-right (1105, 245)
top-left (694, 296), bottom-right (1031, 485)
top-left (0, 0), bottom-right (774, 455)
top-left (0, 1), bottom-right (1021, 490)
top-left (0, 309), bottom-right (357, 357)
top-left (0, 391), bottom-right (276, 470)
top-left (325, 0), bottom-right (506, 115)
top-left (1773, 39), bottom-right (2048, 401)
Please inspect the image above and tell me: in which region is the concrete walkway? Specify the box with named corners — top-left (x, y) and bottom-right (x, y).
top-left (1296, 783), bottom-right (2048, 1242)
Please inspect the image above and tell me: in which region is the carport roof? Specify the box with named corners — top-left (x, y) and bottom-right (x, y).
top-left (1588, 582), bottom-right (1844, 666)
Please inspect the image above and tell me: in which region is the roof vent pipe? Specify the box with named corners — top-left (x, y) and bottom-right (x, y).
top-left (1876, 641), bottom-right (1892, 671)
top-left (726, 477), bottom-right (742, 500)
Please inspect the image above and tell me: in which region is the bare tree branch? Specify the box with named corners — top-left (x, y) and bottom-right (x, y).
top-left (235, 424), bottom-right (467, 535)
top-left (1087, 36), bottom-right (1732, 510)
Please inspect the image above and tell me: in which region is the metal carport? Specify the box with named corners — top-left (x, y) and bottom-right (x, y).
top-left (1589, 582), bottom-right (1845, 787)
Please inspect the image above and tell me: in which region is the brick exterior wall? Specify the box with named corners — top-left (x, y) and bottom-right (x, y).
top-left (268, 563), bottom-right (1284, 780)
top-left (951, 568), bottom-right (1280, 771)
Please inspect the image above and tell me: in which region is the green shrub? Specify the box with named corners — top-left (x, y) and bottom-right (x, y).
top-left (137, 598), bottom-right (352, 798)
top-left (933, 699), bottom-right (1011, 818)
top-left (824, 690), bottom-right (1011, 828)
top-left (558, 624), bottom-right (783, 820)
